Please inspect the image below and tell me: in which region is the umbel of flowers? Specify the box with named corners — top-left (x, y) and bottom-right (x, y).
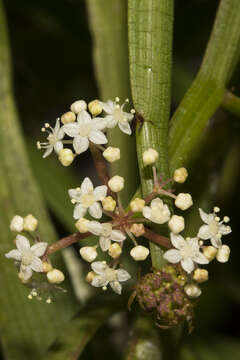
top-left (5, 98), bottom-right (232, 328)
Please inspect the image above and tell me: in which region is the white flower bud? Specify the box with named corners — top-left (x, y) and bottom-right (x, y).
top-left (216, 245), bottom-right (230, 263)
top-left (142, 148), bottom-right (159, 166)
top-left (175, 193), bottom-right (193, 210)
top-left (58, 148), bottom-right (74, 167)
top-left (101, 196), bottom-right (116, 212)
top-left (70, 100), bottom-right (87, 114)
top-left (168, 215), bottom-right (185, 234)
top-left (42, 261), bottom-right (53, 273)
top-left (10, 215), bottom-right (24, 232)
top-left (23, 214), bottom-right (38, 232)
top-left (80, 246), bottom-right (97, 262)
top-left (130, 245), bottom-right (149, 261)
top-left (88, 99), bottom-right (103, 116)
top-left (108, 243), bottom-right (122, 259)
top-left (61, 111), bottom-right (76, 124)
top-left (86, 271), bottom-right (96, 283)
top-left (130, 198), bottom-right (145, 212)
top-left (103, 147), bottom-right (120, 163)
top-left (184, 284), bottom-right (202, 298)
top-left (47, 269), bottom-right (65, 284)
top-left (130, 223), bottom-right (145, 237)
top-left (75, 218), bottom-right (90, 233)
top-left (203, 246), bottom-right (217, 261)
top-left (108, 175), bottom-right (124, 192)
top-left (193, 269), bottom-right (208, 283)
top-left (173, 167), bottom-right (188, 183)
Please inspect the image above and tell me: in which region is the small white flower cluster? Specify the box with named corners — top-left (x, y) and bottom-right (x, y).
top-left (37, 97), bottom-right (135, 166)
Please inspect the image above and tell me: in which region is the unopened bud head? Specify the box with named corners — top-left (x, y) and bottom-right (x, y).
top-left (101, 196), bottom-right (116, 212)
top-left (142, 148), bottom-right (159, 166)
top-left (130, 223), bottom-right (145, 237)
top-left (88, 99), bottom-right (103, 116)
top-left (184, 283), bottom-right (201, 298)
top-left (61, 111), bottom-right (76, 124)
top-left (168, 215), bottom-right (185, 234)
top-left (23, 214), bottom-right (38, 232)
top-left (173, 167), bottom-right (188, 183)
top-left (80, 246), bottom-right (97, 262)
top-left (75, 218), bottom-right (90, 233)
top-left (108, 243), bottom-right (122, 259)
top-left (103, 147), bottom-right (120, 163)
top-left (70, 100), bottom-right (87, 114)
top-left (193, 269), bottom-right (208, 283)
top-left (130, 198), bottom-right (145, 213)
top-left (42, 261), bottom-right (53, 273)
top-left (10, 215), bottom-right (24, 232)
top-left (216, 245), bottom-right (230, 263)
top-left (58, 148), bottom-right (74, 167)
top-left (47, 269), bottom-right (65, 284)
top-left (175, 193), bottom-right (193, 210)
top-left (108, 175), bottom-right (124, 192)
top-left (86, 271), bottom-right (96, 283)
top-left (130, 245), bottom-right (149, 261)
top-left (203, 246), bottom-right (217, 261)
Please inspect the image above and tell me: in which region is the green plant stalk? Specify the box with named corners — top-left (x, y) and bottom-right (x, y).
top-left (169, 0), bottom-right (240, 172)
top-left (128, 0), bottom-right (174, 269)
top-left (222, 90), bottom-right (240, 118)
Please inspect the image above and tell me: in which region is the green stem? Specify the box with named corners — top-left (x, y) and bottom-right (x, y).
top-left (222, 90), bottom-right (240, 118)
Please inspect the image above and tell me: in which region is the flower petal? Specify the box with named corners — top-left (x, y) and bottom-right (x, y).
top-left (193, 252), bottom-right (209, 265)
top-left (5, 249), bottom-right (22, 261)
top-left (117, 269), bottom-right (131, 282)
top-left (142, 206), bottom-right (152, 220)
top-left (111, 230), bottom-right (126, 242)
top-left (81, 177), bottom-right (94, 194)
top-left (170, 233), bottom-right (185, 249)
top-left (94, 185), bottom-right (108, 201)
top-left (181, 258), bottom-right (194, 274)
top-left (16, 235), bottom-right (30, 253)
top-left (92, 118), bottom-right (107, 131)
top-left (210, 236), bottom-right (222, 248)
top-left (20, 266), bottom-right (32, 280)
top-left (31, 256), bottom-right (43, 272)
top-left (89, 130), bottom-right (108, 145)
top-left (54, 141), bottom-right (63, 154)
top-left (43, 146), bottom-right (53, 158)
top-left (99, 236), bottom-right (111, 251)
top-left (77, 110), bottom-right (91, 125)
top-left (68, 188), bottom-right (80, 200)
top-left (118, 121), bottom-right (132, 135)
top-left (110, 281), bottom-right (122, 295)
top-left (91, 276), bottom-right (108, 287)
top-left (89, 202), bottom-right (102, 219)
top-left (73, 136), bottom-right (89, 154)
top-left (101, 100), bottom-right (115, 114)
top-left (91, 261), bottom-right (108, 275)
top-left (151, 198), bottom-right (164, 208)
top-left (106, 115), bottom-right (118, 128)
top-left (73, 204), bottom-right (86, 219)
top-left (87, 221), bottom-right (102, 235)
top-left (199, 208), bottom-right (214, 224)
top-left (31, 242), bottom-right (48, 257)
top-left (197, 225), bottom-right (211, 240)
top-left (163, 249), bottom-right (181, 263)
top-left (219, 224), bottom-right (232, 236)
top-left (63, 123), bottom-right (80, 137)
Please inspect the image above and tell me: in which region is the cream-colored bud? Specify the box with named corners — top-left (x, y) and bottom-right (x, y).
top-left (88, 99), bottom-right (103, 116)
top-left (75, 218), bottom-right (90, 233)
top-left (10, 215), bottom-right (24, 232)
top-left (130, 198), bottom-right (145, 213)
top-left (108, 243), bottom-right (122, 259)
top-left (58, 148), bottom-right (74, 167)
top-left (61, 111), bottom-right (76, 124)
top-left (193, 269), bottom-right (208, 283)
top-left (103, 147), bottom-right (120, 163)
top-left (47, 269), bottom-right (65, 284)
top-left (23, 214), bottom-right (38, 232)
top-left (80, 246), bottom-right (97, 262)
top-left (70, 100), bottom-right (87, 114)
top-left (184, 284), bottom-right (202, 298)
top-left (173, 167), bottom-right (188, 183)
top-left (130, 245), bottom-right (149, 261)
top-left (216, 245), bottom-right (230, 263)
top-left (108, 175), bottom-right (124, 192)
top-left (18, 272), bottom-right (31, 284)
top-left (86, 271), bottom-right (96, 283)
top-left (42, 261), bottom-right (53, 273)
top-left (142, 148), bottom-right (159, 166)
top-left (203, 246), bottom-right (217, 261)
top-left (175, 193), bottom-right (193, 210)
top-left (130, 223), bottom-right (145, 237)
top-left (168, 215), bottom-right (185, 234)
top-left (101, 196), bottom-right (116, 212)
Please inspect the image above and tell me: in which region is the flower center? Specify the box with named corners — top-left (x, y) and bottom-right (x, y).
top-left (113, 107), bottom-right (127, 123)
top-left (101, 223), bottom-right (112, 237)
top-left (80, 192), bottom-right (95, 208)
top-left (79, 123), bottom-right (92, 137)
top-left (22, 250), bottom-right (33, 266)
top-left (180, 243), bottom-right (196, 259)
top-left (105, 268), bottom-right (117, 282)
top-left (47, 133), bottom-right (57, 145)
top-left (208, 220), bottom-right (219, 236)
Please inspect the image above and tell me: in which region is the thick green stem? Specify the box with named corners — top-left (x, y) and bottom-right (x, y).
top-left (128, 0), bottom-right (174, 269)
top-left (222, 90), bottom-right (240, 118)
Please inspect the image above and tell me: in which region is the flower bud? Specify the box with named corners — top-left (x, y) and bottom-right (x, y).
top-left (10, 215), bottom-right (24, 232)
top-left (175, 193), bottom-right (193, 210)
top-left (142, 148), bottom-right (159, 166)
top-left (61, 111), bottom-right (76, 124)
top-left (108, 243), bottom-right (122, 259)
top-left (130, 198), bottom-right (145, 213)
top-left (193, 269), bottom-right (208, 283)
top-left (47, 269), bottom-right (65, 284)
top-left (203, 246), bottom-right (217, 261)
top-left (23, 214), bottom-right (38, 232)
top-left (88, 99), bottom-right (103, 116)
top-left (80, 246), bottom-right (97, 262)
top-left (108, 175), bottom-right (124, 192)
top-left (168, 215), bottom-right (185, 234)
top-left (216, 245), bottom-right (230, 263)
top-left (75, 218), bottom-right (90, 233)
top-left (130, 223), bottom-right (145, 237)
top-left (173, 167), bottom-right (188, 183)
top-left (130, 245), bottom-right (149, 261)
top-left (58, 148), bottom-right (74, 167)
top-left (101, 196), bottom-right (116, 212)
top-left (86, 271), bottom-right (96, 283)
top-left (42, 261), bottom-right (53, 273)
top-left (103, 147), bottom-right (120, 163)
top-left (70, 100), bottom-right (87, 114)
top-left (184, 283), bottom-right (201, 298)
top-left (18, 272), bottom-right (31, 284)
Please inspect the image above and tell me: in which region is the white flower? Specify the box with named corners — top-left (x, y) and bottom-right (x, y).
top-left (90, 261), bottom-right (131, 294)
top-left (164, 233), bottom-right (209, 274)
top-left (80, 246), bottom-right (97, 262)
top-left (70, 100), bottom-right (87, 114)
top-left (37, 119), bottom-right (64, 158)
top-left (175, 193), bottom-right (193, 210)
top-left (142, 148), bottom-right (159, 166)
top-left (216, 244), bottom-right (230, 263)
top-left (130, 245), bottom-right (149, 261)
top-left (143, 198), bottom-right (170, 224)
top-left (68, 177), bottom-right (107, 219)
top-left (87, 221), bottom-right (126, 251)
top-left (197, 208), bottom-right (231, 248)
top-left (103, 147), bottom-right (120, 163)
top-left (5, 235), bottom-right (47, 280)
top-left (108, 175), bottom-right (125, 192)
top-left (168, 215), bottom-right (185, 234)
top-left (63, 110), bottom-right (107, 154)
top-left (101, 99), bottom-right (134, 135)
top-left (10, 215), bottom-right (24, 232)
top-left (47, 268), bottom-right (65, 284)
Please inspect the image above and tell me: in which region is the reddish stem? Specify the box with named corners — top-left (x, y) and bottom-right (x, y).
top-left (143, 227), bottom-right (172, 249)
